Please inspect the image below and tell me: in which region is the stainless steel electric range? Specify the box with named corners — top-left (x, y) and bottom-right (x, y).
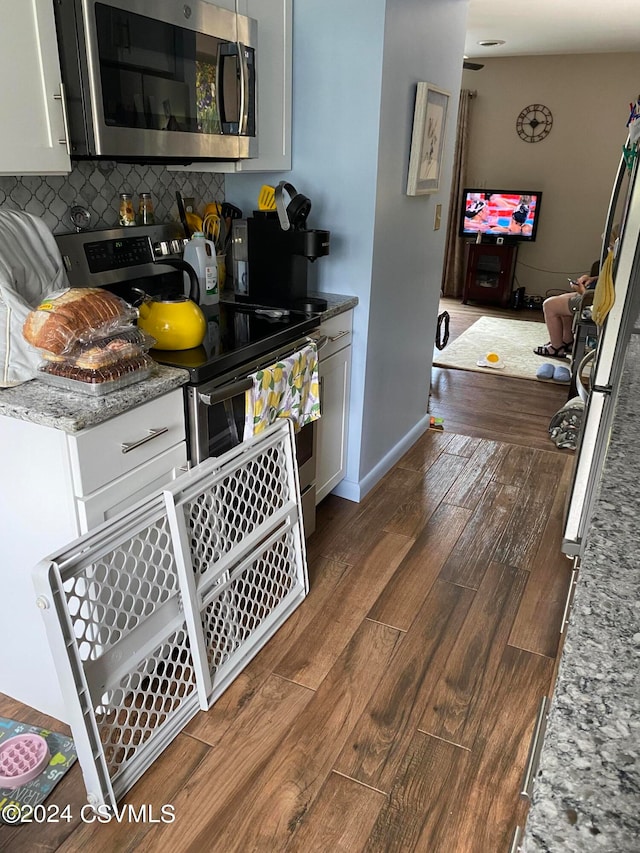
top-left (55, 224), bottom-right (322, 532)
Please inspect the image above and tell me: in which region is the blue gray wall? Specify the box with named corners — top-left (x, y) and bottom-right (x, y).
top-left (229, 0), bottom-right (469, 500)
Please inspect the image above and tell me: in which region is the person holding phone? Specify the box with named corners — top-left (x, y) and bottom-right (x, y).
top-left (533, 272), bottom-right (599, 358)
top-left (534, 226), bottom-right (619, 359)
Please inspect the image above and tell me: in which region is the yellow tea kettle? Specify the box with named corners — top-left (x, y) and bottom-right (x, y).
top-left (134, 259), bottom-right (206, 351)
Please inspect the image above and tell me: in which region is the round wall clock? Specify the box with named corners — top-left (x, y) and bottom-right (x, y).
top-left (516, 104), bottom-right (553, 143)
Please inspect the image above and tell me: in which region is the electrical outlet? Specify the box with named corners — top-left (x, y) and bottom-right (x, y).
top-left (434, 204), bottom-right (442, 230)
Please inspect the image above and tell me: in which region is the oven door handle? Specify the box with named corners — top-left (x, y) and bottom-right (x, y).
top-left (198, 377), bottom-right (253, 406)
top-left (312, 334), bottom-right (329, 352)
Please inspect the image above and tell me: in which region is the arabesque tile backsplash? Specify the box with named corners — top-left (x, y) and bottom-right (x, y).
top-left (0, 161), bottom-right (224, 234)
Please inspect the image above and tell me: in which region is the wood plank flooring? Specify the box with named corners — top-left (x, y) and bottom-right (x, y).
top-left (431, 299), bottom-right (570, 450)
top-left (0, 299), bottom-right (575, 852)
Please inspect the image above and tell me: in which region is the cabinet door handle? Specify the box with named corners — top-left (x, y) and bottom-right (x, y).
top-left (508, 825), bottom-right (523, 853)
top-left (53, 84), bottom-right (70, 152)
top-left (520, 696), bottom-right (549, 800)
top-left (121, 427), bottom-right (169, 454)
top-left (560, 568), bottom-right (580, 634)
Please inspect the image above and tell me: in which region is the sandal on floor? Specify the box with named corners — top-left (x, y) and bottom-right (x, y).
top-left (533, 343), bottom-right (568, 359)
top-left (563, 340), bottom-right (574, 354)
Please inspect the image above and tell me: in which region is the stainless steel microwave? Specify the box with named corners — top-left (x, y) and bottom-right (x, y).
top-left (54, 0), bottom-right (257, 163)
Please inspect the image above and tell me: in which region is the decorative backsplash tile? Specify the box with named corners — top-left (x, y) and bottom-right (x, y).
top-left (0, 162), bottom-right (224, 235)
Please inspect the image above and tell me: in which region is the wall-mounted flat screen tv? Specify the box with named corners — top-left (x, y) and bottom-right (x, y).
top-left (458, 189), bottom-right (542, 242)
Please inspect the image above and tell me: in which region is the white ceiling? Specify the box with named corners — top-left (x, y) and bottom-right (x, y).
top-left (465, 0), bottom-right (640, 59)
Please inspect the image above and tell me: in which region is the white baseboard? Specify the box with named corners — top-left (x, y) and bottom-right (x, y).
top-left (330, 414), bottom-right (431, 503)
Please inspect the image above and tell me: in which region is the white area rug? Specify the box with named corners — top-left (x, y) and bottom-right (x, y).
top-left (433, 315), bottom-right (552, 381)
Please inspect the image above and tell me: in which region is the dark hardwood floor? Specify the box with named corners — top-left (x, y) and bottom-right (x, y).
top-left (430, 299), bottom-right (570, 450)
top-left (0, 299), bottom-right (575, 852)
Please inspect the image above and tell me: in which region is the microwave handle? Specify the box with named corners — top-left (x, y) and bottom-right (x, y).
top-left (217, 43), bottom-right (254, 135)
top-left (238, 44), bottom-right (250, 136)
top-left (198, 376), bottom-right (253, 406)
top-left (217, 43), bottom-right (240, 134)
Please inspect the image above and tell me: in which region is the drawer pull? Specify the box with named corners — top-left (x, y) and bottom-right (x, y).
top-left (520, 696), bottom-right (549, 800)
top-left (121, 427), bottom-right (169, 454)
top-left (328, 329), bottom-right (349, 342)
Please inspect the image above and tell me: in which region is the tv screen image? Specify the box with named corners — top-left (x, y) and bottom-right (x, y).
top-left (459, 189), bottom-right (542, 242)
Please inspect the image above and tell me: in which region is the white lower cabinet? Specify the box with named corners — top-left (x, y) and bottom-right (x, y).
top-left (316, 311), bottom-right (353, 504)
top-left (0, 388), bottom-right (187, 721)
top-left (76, 444), bottom-right (187, 530)
top-left (66, 388), bottom-right (187, 499)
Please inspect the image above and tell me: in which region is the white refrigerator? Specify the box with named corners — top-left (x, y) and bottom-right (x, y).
top-left (563, 146), bottom-right (640, 557)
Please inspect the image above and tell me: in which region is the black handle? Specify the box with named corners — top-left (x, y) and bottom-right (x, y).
top-left (221, 202), bottom-right (242, 220)
top-left (176, 191), bottom-right (191, 238)
top-left (217, 43), bottom-right (255, 135)
top-left (155, 258), bottom-right (200, 305)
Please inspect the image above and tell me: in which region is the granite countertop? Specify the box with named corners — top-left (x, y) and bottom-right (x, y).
top-left (0, 293), bottom-right (356, 435)
top-left (308, 291), bottom-right (358, 321)
top-left (0, 365), bottom-right (189, 433)
top-left (523, 333), bottom-right (640, 851)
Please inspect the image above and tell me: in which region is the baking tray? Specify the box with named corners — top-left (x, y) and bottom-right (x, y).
top-left (37, 366), bottom-right (154, 396)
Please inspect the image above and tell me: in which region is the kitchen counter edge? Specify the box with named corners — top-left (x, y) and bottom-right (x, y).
top-left (522, 333), bottom-right (640, 851)
top-left (219, 291), bottom-right (358, 323)
top-left (0, 366), bottom-right (190, 433)
top-left (310, 292), bottom-right (358, 322)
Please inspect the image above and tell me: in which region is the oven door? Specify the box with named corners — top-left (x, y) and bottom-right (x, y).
top-left (186, 378), bottom-right (317, 534)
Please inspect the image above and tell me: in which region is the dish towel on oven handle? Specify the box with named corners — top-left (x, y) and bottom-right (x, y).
top-left (243, 342), bottom-right (320, 440)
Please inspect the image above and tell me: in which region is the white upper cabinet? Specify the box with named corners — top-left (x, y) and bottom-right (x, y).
top-left (0, 0), bottom-right (71, 175)
top-left (173, 0), bottom-right (292, 174)
top-left (240, 0), bottom-right (292, 172)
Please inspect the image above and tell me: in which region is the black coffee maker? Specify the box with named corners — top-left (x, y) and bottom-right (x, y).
top-left (240, 182), bottom-right (330, 309)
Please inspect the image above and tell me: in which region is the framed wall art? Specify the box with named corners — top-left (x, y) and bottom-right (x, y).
top-left (406, 82), bottom-right (450, 196)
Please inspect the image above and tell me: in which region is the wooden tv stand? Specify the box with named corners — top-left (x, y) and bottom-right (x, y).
top-left (462, 242), bottom-right (518, 308)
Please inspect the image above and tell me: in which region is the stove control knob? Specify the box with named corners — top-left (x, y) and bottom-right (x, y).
top-left (169, 239), bottom-right (184, 254)
top-left (153, 241), bottom-right (170, 257)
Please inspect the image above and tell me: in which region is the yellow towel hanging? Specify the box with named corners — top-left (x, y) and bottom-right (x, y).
top-left (591, 248), bottom-right (615, 326)
top-left (243, 343), bottom-right (320, 440)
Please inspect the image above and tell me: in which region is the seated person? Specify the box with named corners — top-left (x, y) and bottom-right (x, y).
top-left (533, 271), bottom-right (598, 359)
top-left (534, 225), bottom-right (619, 359)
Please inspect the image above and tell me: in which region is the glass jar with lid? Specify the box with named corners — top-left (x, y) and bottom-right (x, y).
top-left (137, 192), bottom-right (155, 225)
top-left (118, 193), bottom-right (135, 227)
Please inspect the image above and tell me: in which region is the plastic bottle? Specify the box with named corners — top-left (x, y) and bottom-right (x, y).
top-left (183, 231), bottom-right (219, 305)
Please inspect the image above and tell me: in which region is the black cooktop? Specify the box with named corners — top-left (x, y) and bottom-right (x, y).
top-left (53, 226), bottom-right (320, 386)
top-left (150, 301), bottom-right (320, 385)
